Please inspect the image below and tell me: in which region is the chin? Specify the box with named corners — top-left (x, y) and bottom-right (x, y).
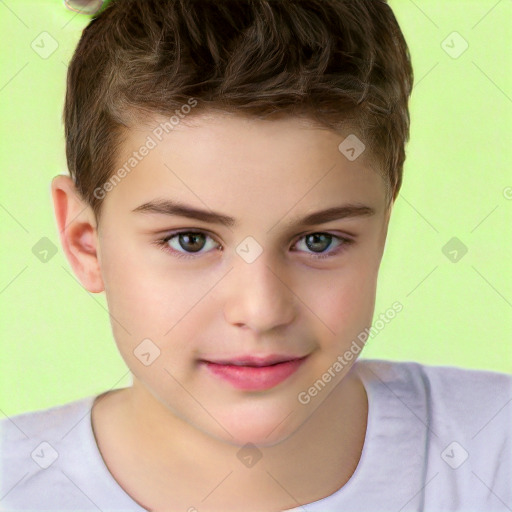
top-left (205, 405), bottom-right (304, 448)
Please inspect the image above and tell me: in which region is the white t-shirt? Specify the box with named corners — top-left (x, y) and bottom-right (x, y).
top-left (1, 358), bottom-right (511, 511)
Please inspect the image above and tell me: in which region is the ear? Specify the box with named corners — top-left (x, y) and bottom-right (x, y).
top-left (51, 175), bottom-right (104, 293)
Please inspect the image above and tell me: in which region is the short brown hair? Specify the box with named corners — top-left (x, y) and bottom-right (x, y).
top-left (63, 0), bottom-right (414, 222)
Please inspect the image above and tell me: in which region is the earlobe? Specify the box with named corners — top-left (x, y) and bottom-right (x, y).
top-left (51, 175), bottom-right (105, 293)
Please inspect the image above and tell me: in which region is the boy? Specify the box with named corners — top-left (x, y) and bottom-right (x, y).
top-left (1, 0), bottom-right (511, 511)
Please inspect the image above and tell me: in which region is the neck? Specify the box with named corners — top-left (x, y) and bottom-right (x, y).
top-left (92, 370), bottom-right (368, 512)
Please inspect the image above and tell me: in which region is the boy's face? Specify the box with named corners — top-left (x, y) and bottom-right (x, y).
top-left (56, 112), bottom-right (392, 446)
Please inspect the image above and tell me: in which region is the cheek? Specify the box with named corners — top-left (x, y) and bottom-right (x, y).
top-left (99, 239), bottom-right (178, 337)
top-left (102, 253), bottom-right (200, 381)
top-left (100, 241), bottom-right (219, 363)
top-left (303, 258), bottom-right (380, 344)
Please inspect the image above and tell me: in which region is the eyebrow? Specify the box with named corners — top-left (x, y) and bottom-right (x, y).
top-left (132, 199), bottom-right (376, 228)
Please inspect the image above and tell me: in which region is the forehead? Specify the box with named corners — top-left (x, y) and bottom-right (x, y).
top-left (104, 112), bottom-right (387, 222)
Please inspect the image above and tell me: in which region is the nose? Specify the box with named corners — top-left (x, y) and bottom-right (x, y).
top-left (223, 254), bottom-right (296, 332)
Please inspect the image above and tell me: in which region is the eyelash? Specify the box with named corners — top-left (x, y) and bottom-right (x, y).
top-left (153, 230), bottom-right (355, 261)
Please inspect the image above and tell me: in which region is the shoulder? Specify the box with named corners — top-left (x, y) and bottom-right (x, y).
top-left (0, 396), bottom-right (97, 509)
top-left (357, 357), bottom-right (512, 404)
top-left (1, 395), bottom-right (95, 448)
top-left (356, 357), bottom-right (512, 443)
top-left (356, 358), bottom-right (512, 506)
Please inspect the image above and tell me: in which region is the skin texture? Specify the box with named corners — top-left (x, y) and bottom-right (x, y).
top-left (52, 112), bottom-right (393, 512)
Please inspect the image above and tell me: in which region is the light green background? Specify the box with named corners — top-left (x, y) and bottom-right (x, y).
top-left (1, 0), bottom-right (511, 417)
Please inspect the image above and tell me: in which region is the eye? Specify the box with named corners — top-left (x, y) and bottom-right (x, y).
top-left (292, 232), bottom-right (354, 260)
top-left (154, 230), bottom-right (355, 260)
top-left (155, 231), bottom-right (220, 260)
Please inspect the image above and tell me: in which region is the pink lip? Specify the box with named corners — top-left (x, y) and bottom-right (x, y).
top-left (200, 355), bottom-right (309, 391)
top-left (205, 354), bottom-right (305, 366)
